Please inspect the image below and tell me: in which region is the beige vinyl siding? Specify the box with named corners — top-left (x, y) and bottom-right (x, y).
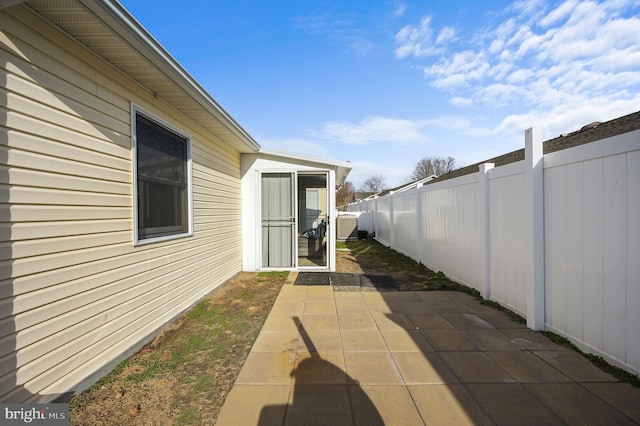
top-left (1, 7), bottom-right (243, 402)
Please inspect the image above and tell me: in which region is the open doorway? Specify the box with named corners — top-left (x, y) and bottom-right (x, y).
top-left (297, 173), bottom-right (328, 268)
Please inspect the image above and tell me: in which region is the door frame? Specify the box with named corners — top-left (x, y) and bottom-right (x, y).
top-left (297, 171), bottom-right (330, 271)
top-left (257, 170), bottom-right (331, 271)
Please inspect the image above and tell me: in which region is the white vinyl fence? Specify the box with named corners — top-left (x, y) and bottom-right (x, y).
top-left (348, 128), bottom-right (640, 375)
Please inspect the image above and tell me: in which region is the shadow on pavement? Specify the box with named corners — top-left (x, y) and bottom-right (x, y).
top-left (258, 317), bottom-right (383, 425)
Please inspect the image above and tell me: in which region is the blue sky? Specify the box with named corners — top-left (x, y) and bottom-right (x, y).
top-left (120, 0), bottom-right (640, 189)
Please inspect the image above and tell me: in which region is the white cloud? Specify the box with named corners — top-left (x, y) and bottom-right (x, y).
top-left (422, 115), bottom-right (495, 138)
top-left (450, 97), bottom-right (473, 107)
top-left (425, 50), bottom-right (491, 88)
top-left (496, 90), bottom-right (640, 137)
top-left (291, 12), bottom-right (356, 36)
top-left (539, 0), bottom-right (580, 27)
top-left (394, 15), bottom-right (453, 58)
top-left (260, 138), bottom-right (332, 158)
top-left (348, 37), bottom-right (374, 57)
top-left (506, 68), bottom-right (533, 84)
top-left (435, 26), bottom-right (457, 44)
top-left (511, 0), bottom-right (548, 17)
top-left (404, 0), bottom-right (640, 121)
top-left (291, 11), bottom-right (374, 57)
top-left (315, 117), bottom-right (428, 145)
top-left (391, 2), bottom-right (407, 18)
top-left (476, 83), bottom-right (528, 107)
top-left (316, 116), bottom-right (431, 145)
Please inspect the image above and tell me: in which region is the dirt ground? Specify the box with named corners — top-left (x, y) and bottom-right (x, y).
top-left (335, 249), bottom-right (372, 274)
top-left (69, 271), bottom-right (286, 426)
top-left (335, 242), bottom-right (469, 292)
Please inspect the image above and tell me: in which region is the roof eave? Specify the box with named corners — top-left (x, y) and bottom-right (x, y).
top-left (65, 0), bottom-right (261, 152)
top-left (256, 148), bottom-right (352, 188)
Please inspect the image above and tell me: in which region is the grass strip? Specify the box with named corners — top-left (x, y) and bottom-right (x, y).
top-left (70, 271), bottom-right (287, 425)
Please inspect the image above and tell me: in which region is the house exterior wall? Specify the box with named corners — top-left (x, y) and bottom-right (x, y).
top-left (0, 7), bottom-right (243, 402)
top-left (241, 153), bottom-right (338, 271)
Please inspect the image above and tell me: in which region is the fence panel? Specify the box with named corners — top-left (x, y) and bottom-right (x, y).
top-left (346, 128), bottom-right (640, 375)
top-left (375, 196), bottom-right (391, 246)
top-left (391, 190), bottom-right (419, 260)
top-left (420, 179), bottom-right (482, 291)
top-left (488, 167), bottom-right (528, 316)
top-left (544, 131), bottom-right (640, 374)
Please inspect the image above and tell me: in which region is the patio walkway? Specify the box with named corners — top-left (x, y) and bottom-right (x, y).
top-left (216, 274), bottom-right (640, 425)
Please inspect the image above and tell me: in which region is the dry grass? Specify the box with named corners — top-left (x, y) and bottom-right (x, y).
top-left (69, 271), bottom-right (287, 425)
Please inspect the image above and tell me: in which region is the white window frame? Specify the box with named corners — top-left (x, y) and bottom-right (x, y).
top-left (132, 105), bottom-right (193, 245)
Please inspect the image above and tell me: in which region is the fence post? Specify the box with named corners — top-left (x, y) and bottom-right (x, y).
top-left (525, 127), bottom-right (545, 330)
top-left (416, 183), bottom-right (424, 263)
top-left (373, 196), bottom-right (379, 239)
top-left (479, 163), bottom-right (494, 299)
top-left (389, 191), bottom-right (395, 249)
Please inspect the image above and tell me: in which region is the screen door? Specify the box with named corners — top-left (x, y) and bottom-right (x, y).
top-left (261, 173), bottom-right (295, 267)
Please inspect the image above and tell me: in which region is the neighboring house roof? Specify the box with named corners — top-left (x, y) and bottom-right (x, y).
top-left (430, 110), bottom-right (640, 184)
top-left (354, 191), bottom-right (376, 201)
top-left (374, 175), bottom-right (438, 197)
top-left (257, 148), bottom-right (352, 187)
top-left (23, 0), bottom-right (261, 153)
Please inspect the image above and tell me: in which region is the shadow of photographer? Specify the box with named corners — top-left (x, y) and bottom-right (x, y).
top-left (258, 317), bottom-right (383, 425)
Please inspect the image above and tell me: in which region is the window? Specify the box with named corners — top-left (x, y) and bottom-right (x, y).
top-left (133, 109), bottom-right (192, 243)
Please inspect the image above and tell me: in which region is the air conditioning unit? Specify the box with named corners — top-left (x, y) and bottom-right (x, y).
top-left (336, 213), bottom-right (359, 241)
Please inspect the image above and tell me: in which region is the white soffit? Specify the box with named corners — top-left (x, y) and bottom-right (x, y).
top-left (258, 148), bottom-right (352, 187)
top-left (24, 0), bottom-right (260, 153)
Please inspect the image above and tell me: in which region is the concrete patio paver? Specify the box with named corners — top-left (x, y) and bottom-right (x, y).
top-left (532, 350), bottom-right (619, 382)
top-left (408, 384), bottom-right (494, 425)
top-left (439, 352), bottom-right (517, 383)
top-left (408, 312), bottom-right (455, 329)
top-left (465, 383), bottom-right (565, 425)
top-left (284, 384), bottom-right (353, 425)
top-left (340, 329), bottom-right (388, 352)
top-left (214, 385), bottom-right (290, 425)
top-left (459, 329), bottom-right (528, 351)
top-left (350, 385), bottom-right (423, 425)
top-left (420, 329), bottom-right (480, 351)
top-left (525, 383), bottom-right (637, 424)
top-left (343, 352), bottom-right (404, 385)
top-left (216, 281), bottom-right (640, 425)
top-left (380, 328), bottom-right (434, 352)
top-left (337, 312), bottom-right (378, 329)
top-left (391, 351), bottom-right (459, 384)
top-left (583, 383), bottom-right (640, 423)
top-left (486, 351), bottom-right (573, 383)
top-left (234, 352), bottom-right (295, 385)
top-left (292, 352), bottom-right (346, 384)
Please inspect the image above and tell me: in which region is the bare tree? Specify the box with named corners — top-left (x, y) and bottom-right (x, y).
top-left (411, 156), bottom-right (456, 180)
top-left (336, 181), bottom-right (355, 209)
top-left (360, 175), bottom-right (386, 193)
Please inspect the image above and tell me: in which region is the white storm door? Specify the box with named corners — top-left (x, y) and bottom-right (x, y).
top-left (261, 173), bottom-right (295, 268)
